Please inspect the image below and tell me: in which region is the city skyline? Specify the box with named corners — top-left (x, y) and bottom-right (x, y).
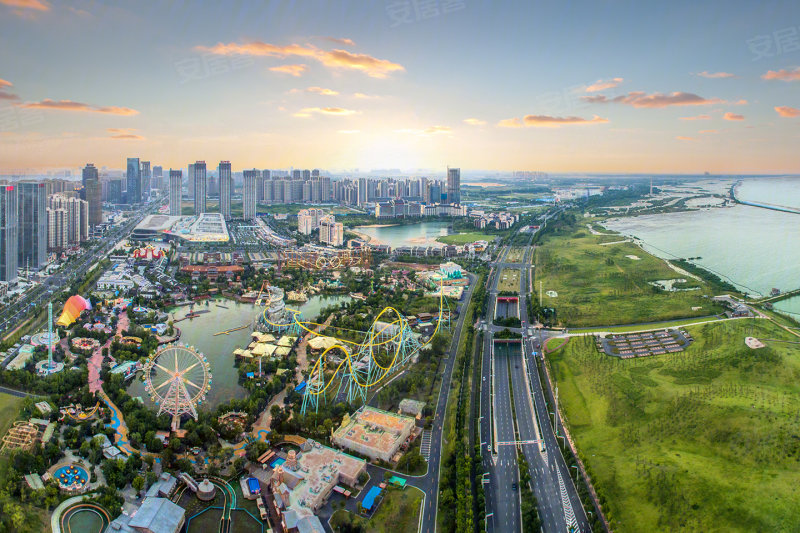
top-left (1, 0), bottom-right (799, 174)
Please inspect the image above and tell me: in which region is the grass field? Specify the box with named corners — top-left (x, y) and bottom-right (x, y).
top-left (568, 315), bottom-right (725, 334)
top-left (331, 486), bottom-right (423, 533)
top-left (497, 268), bottom-right (521, 293)
top-left (436, 231), bottom-right (493, 245)
top-left (0, 393), bottom-right (25, 441)
top-left (506, 247), bottom-right (526, 263)
top-left (534, 225), bottom-right (719, 327)
top-left (549, 319), bottom-right (800, 532)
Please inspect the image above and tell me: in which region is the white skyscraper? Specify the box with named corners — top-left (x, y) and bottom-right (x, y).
top-left (169, 169), bottom-right (182, 216)
top-left (243, 169), bottom-right (258, 221)
top-left (219, 161), bottom-right (232, 220)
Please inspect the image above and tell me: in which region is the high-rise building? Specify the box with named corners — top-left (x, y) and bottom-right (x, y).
top-left (291, 169), bottom-right (302, 180)
top-left (311, 169), bottom-right (320, 178)
top-left (219, 161), bottom-right (232, 220)
top-left (47, 207), bottom-right (68, 251)
top-left (1, 185), bottom-right (19, 282)
top-left (82, 163), bottom-right (102, 227)
top-left (188, 163), bottom-right (195, 200)
top-left (126, 157), bottom-right (141, 204)
top-left (169, 169), bottom-right (182, 216)
top-left (192, 161), bottom-right (207, 214)
top-left (357, 178), bottom-right (367, 206)
top-left (152, 165), bottom-right (163, 190)
top-left (318, 214), bottom-right (344, 246)
top-left (49, 194), bottom-right (88, 245)
top-left (107, 179), bottom-right (124, 204)
top-left (141, 161), bottom-right (151, 198)
top-left (243, 169), bottom-right (258, 221)
top-left (297, 208), bottom-right (325, 235)
top-left (17, 182), bottom-right (47, 271)
top-left (302, 169), bottom-right (311, 180)
top-left (446, 167), bottom-right (461, 205)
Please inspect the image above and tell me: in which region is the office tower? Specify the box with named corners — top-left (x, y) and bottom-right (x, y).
top-left (169, 169), bottom-right (182, 216)
top-left (47, 207), bottom-right (68, 251)
top-left (311, 169), bottom-right (320, 178)
top-left (107, 179), bottom-right (123, 204)
top-left (318, 214), bottom-right (344, 246)
top-left (193, 161), bottom-right (207, 214)
top-left (152, 165), bottom-right (163, 190)
top-left (1, 185), bottom-right (19, 282)
top-left (126, 157), bottom-right (141, 204)
top-left (219, 161), bottom-right (232, 220)
top-left (429, 182), bottom-right (442, 204)
top-left (141, 160), bottom-right (151, 198)
top-left (188, 163), bottom-right (195, 200)
top-left (447, 167), bottom-right (461, 205)
top-left (18, 182), bottom-right (47, 271)
top-left (82, 164), bottom-right (102, 227)
top-left (243, 169), bottom-right (258, 221)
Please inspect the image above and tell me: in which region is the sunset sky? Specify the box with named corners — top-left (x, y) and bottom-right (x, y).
top-left (1, 0), bottom-right (799, 174)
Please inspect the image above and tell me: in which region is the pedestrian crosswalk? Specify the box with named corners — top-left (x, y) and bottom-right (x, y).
top-left (420, 429), bottom-right (432, 460)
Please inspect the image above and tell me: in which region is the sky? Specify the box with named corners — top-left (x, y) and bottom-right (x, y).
top-left (1, 0), bottom-right (799, 175)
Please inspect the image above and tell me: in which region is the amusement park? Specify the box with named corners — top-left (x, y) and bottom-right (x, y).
top-left (0, 232), bottom-right (478, 533)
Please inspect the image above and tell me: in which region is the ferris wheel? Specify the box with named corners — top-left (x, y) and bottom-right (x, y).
top-left (143, 344), bottom-right (212, 430)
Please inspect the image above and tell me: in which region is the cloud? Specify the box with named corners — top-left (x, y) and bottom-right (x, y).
top-left (522, 114), bottom-right (609, 127)
top-left (338, 129), bottom-right (360, 134)
top-left (197, 40), bottom-right (404, 78)
top-left (675, 136), bottom-right (696, 141)
top-left (762, 67), bottom-right (800, 82)
top-left (497, 118), bottom-right (523, 128)
top-left (775, 106), bottom-right (800, 118)
top-left (17, 98), bottom-right (138, 115)
top-left (269, 64), bottom-right (307, 77)
top-left (107, 128), bottom-right (144, 140)
top-left (582, 91), bottom-right (724, 108)
top-left (0, 78), bottom-right (19, 100)
top-left (306, 86), bottom-right (339, 96)
top-left (0, 0), bottom-right (50, 12)
top-left (293, 106), bottom-right (358, 117)
top-left (353, 92), bottom-right (378, 99)
top-left (585, 77), bottom-right (623, 92)
top-left (723, 112), bottom-right (744, 121)
top-left (699, 129), bottom-right (719, 134)
top-left (395, 125), bottom-right (452, 135)
top-left (696, 71), bottom-right (735, 79)
top-left (325, 37), bottom-right (356, 46)
top-left (732, 99), bottom-right (748, 106)
top-left (680, 114), bottom-right (711, 120)
top-left (463, 118), bottom-right (487, 126)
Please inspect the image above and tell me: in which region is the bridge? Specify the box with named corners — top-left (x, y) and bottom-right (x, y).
top-left (755, 287), bottom-right (800, 305)
top-left (731, 183), bottom-right (800, 215)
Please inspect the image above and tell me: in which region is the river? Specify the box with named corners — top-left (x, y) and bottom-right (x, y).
top-left (602, 177), bottom-right (800, 317)
top-left (127, 294), bottom-right (351, 410)
top-left (353, 220), bottom-right (453, 247)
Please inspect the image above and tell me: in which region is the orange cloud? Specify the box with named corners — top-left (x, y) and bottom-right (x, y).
top-left (306, 86), bottom-right (339, 96)
top-left (17, 98), bottom-right (138, 115)
top-left (293, 106), bottom-right (358, 117)
top-left (197, 41), bottom-right (404, 78)
top-left (696, 71), bottom-right (735, 79)
top-left (325, 37), bottom-right (356, 46)
top-left (0, 78), bottom-right (19, 100)
top-left (775, 106), bottom-right (800, 118)
top-left (107, 128), bottom-right (144, 140)
top-left (585, 77), bottom-right (623, 92)
top-left (675, 136), bottom-right (696, 141)
top-left (463, 118), bottom-right (487, 126)
top-left (762, 67), bottom-right (800, 82)
top-left (522, 114), bottom-right (609, 127)
top-left (497, 118), bottom-right (523, 128)
top-left (353, 92), bottom-right (378, 99)
top-left (699, 129), bottom-right (718, 134)
top-left (270, 64), bottom-right (307, 77)
top-left (583, 91), bottom-right (724, 108)
top-left (680, 114), bottom-right (711, 120)
top-left (723, 112), bottom-right (744, 121)
top-left (0, 0), bottom-right (50, 11)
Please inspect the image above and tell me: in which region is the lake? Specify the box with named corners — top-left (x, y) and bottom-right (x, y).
top-left (353, 220), bottom-right (453, 248)
top-left (603, 177), bottom-right (800, 317)
top-left (127, 294), bottom-right (351, 410)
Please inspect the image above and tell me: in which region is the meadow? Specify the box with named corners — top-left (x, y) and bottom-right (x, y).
top-left (0, 392), bottom-right (25, 440)
top-left (436, 231), bottom-right (493, 245)
top-left (534, 225), bottom-right (718, 327)
top-left (548, 319), bottom-right (800, 531)
top-left (497, 268), bottom-right (521, 293)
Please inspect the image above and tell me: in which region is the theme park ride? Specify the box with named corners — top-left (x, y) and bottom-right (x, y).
top-left (278, 247), bottom-right (371, 271)
top-left (142, 344), bottom-right (212, 430)
top-left (259, 279), bottom-right (451, 414)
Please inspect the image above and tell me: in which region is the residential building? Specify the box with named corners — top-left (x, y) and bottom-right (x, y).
top-left (48, 194), bottom-right (88, 246)
top-left (187, 163), bottom-right (195, 200)
top-left (47, 207), bottom-right (68, 251)
top-left (169, 169), bottom-right (182, 216)
top-left (242, 169), bottom-right (258, 221)
top-left (297, 208), bottom-right (324, 235)
top-left (0, 185), bottom-right (19, 283)
top-left (126, 157), bottom-right (141, 204)
top-left (17, 182), bottom-right (48, 270)
top-left (318, 214), bottom-right (343, 246)
top-left (219, 161), bottom-right (232, 220)
top-left (192, 161), bottom-right (207, 214)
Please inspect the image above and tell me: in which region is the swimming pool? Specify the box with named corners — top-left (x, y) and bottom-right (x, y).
top-left (270, 457), bottom-right (285, 468)
top-left (55, 464), bottom-right (88, 491)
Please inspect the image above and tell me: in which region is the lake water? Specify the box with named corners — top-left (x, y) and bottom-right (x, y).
top-left (354, 221), bottom-right (453, 247)
top-left (603, 177), bottom-right (800, 317)
top-left (127, 294), bottom-right (351, 410)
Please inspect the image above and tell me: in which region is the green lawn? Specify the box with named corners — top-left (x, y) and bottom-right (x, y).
top-left (436, 231), bottom-right (493, 245)
top-left (549, 319), bottom-right (800, 532)
top-left (0, 392), bottom-right (25, 440)
top-left (534, 225), bottom-right (720, 327)
top-left (330, 486), bottom-right (424, 533)
top-left (506, 247), bottom-right (526, 263)
top-left (568, 315), bottom-right (725, 334)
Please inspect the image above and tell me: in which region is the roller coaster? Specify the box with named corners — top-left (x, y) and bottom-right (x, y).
top-left (278, 246), bottom-right (371, 271)
top-left (258, 279), bottom-right (451, 414)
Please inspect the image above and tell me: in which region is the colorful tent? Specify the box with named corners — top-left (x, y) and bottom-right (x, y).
top-left (56, 295), bottom-right (92, 327)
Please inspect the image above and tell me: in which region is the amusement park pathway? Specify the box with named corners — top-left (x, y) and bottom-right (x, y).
top-left (89, 311), bottom-right (128, 394)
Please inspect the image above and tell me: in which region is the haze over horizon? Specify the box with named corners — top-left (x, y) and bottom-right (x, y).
top-left (1, 0), bottom-right (799, 174)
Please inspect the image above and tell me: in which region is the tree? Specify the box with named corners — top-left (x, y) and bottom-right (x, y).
top-left (132, 475), bottom-right (145, 495)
